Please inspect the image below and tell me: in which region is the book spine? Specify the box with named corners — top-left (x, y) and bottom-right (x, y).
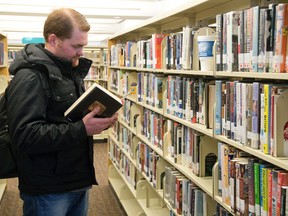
top-left (222, 13), bottom-right (228, 71)
top-left (254, 162), bottom-right (261, 216)
top-left (214, 80), bottom-right (222, 135)
top-left (263, 84), bottom-right (271, 154)
top-left (248, 158), bottom-right (257, 216)
top-left (273, 4), bottom-right (288, 73)
top-left (221, 144), bottom-right (230, 205)
top-left (216, 14), bottom-right (223, 71)
top-left (258, 8), bottom-right (266, 72)
top-left (226, 11), bottom-right (239, 71)
top-left (277, 172), bottom-right (288, 216)
top-left (268, 4), bottom-right (277, 72)
top-left (226, 81), bottom-right (231, 139)
top-left (252, 6), bottom-right (260, 72)
top-left (239, 10), bottom-right (245, 72)
top-left (218, 142), bottom-right (223, 197)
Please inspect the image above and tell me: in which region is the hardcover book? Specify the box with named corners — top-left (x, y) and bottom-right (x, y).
top-left (64, 82), bottom-right (123, 121)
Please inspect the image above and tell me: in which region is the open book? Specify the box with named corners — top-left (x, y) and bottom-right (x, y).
top-left (64, 82), bottom-right (123, 122)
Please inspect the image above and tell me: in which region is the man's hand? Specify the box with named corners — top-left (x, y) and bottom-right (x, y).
top-left (82, 106), bottom-right (118, 136)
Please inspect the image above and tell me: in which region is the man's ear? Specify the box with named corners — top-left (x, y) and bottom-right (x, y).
top-left (48, 34), bottom-right (57, 47)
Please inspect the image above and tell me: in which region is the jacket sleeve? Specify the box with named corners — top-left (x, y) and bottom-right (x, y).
top-left (6, 69), bottom-right (89, 155)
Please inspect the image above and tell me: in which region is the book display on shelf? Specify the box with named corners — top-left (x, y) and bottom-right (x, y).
top-left (106, 1), bottom-right (288, 216)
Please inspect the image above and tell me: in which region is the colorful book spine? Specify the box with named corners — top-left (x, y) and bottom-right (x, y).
top-left (263, 84), bottom-right (271, 154)
top-left (273, 4), bottom-right (288, 73)
top-left (277, 172), bottom-right (288, 215)
top-left (254, 161), bottom-right (261, 216)
top-left (215, 80), bottom-right (222, 135)
top-left (252, 6), bottom-right (260, 72)
top-left (248, 158), bottom-right (258, 216)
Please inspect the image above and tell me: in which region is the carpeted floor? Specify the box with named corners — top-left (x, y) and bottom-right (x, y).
top-left (0, 142), bottom-right (127, 216)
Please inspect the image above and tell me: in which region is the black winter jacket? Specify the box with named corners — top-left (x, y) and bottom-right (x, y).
top-left (7, 44), bottom-right (96, 194)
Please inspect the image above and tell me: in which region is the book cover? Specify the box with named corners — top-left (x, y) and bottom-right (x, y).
top-left (64, 82), bottom-right (123, 122)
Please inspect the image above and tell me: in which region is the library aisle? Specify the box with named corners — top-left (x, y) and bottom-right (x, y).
top-left (0, 143), bottom-right (126, 216)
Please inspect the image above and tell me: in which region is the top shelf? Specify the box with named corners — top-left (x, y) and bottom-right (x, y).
top-left (109, 0), bottom-right (250, 40)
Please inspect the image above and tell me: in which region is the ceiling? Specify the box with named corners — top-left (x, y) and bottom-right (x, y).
top-left (0, 0), bottom-right (190, 48)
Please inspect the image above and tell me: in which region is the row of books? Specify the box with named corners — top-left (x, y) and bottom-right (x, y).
top-left (140, 107), bottom-right (165, 150)
top-left (110, 26), bottom-right (206, 71)
top-left (7, 50), bottom-right (19, 63)
top-left (111, 69), bottom-right (212, 129)
top-left (85, 64), bottom-right (108, 80)
top-left (136, 141), bottom-right (160, 188)
top-left (166, 76), bottom-right (208, 125)
top-left (111, 121), bottom-right (167, 189)
top-left (108, 139), bottom-right (139, 189)
top-left (110, 3), bottom-right (288, 73)
top-left (216, 3), bottom-right (288, 73)
top-left (111, 68), bottom-right (214, 128)
top-left (137, 72), bottom-right (164, 109)
top-left (215, 80), bottom-right (288, 157)
top-left (166, 120), bottom-right (218, 177)
top-left (165, 166), bottom-right (211, 216)
top-left (218, 142), bottom-right (288, 216)
top-left (121, 98), bottom-right (218, 178)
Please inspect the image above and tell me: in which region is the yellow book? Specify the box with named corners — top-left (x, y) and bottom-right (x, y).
top-left (263, 84), bottom-right (271, 154)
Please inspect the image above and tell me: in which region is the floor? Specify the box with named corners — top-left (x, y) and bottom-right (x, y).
top-left (0, 142), bottom-right (127, 216)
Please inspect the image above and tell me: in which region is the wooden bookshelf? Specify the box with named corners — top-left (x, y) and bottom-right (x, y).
top-left (107, 0), bottom-right (288, 215)
top-left (0, 32), bottom-right (8, 202)
top-left (84, 48), bottom-right (109, 141)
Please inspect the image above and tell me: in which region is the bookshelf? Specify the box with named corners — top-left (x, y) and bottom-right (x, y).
top-left (0, 32), bottom-right (7, 202)
top-left (107, 0), bottom-right (288, 215)
top-left (0, 32), bottom-right (8, 76)
top-left (83, 48), bottom-right (109, 141)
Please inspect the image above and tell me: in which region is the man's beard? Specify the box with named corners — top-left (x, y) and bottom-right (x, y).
top-left (71, 57), bottom-right (79, 67)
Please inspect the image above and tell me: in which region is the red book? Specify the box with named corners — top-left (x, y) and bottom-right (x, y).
top-left (277, 171), bottom-right (288, 216)
top-left (152, 34), bottom-right (168, 69)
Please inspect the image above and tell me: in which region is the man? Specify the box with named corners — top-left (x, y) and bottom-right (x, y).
top-left (7, 8), bottom-right (118, 216)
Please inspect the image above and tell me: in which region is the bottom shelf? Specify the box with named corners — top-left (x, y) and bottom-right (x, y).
top-left (0, 179), bottom-right (7, 201)
top-left (108, 163), bottom-right (170, 216)
top-left (109, 166), bottom-right (145, 216)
